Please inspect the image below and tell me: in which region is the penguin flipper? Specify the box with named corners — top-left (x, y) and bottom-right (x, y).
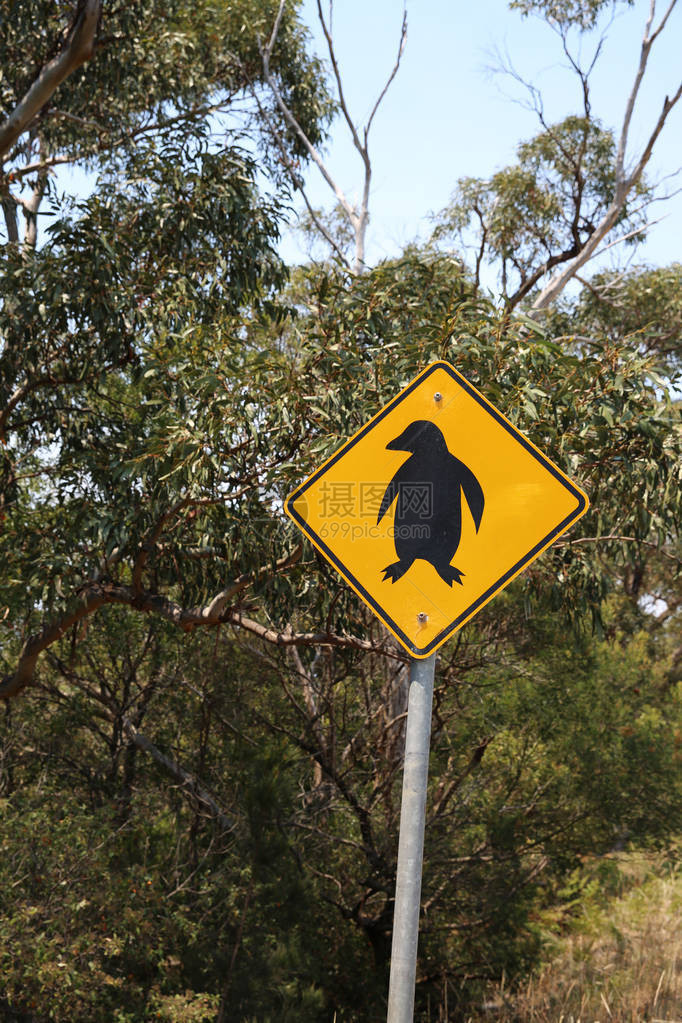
top-left (378, 462), bottom-right (412, 524)
top-left (377, 474), bottom-right (399, 524)
top-left (459, 464), bottom-right (485, 532)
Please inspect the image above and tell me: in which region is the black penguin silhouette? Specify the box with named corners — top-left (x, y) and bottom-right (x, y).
top-left (377, 420), bottom-right (484, 586)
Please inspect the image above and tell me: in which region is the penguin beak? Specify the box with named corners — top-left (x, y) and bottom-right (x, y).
top-left (386, 429), bottom-right (411, 452)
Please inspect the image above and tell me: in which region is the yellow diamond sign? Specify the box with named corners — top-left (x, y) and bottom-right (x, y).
top-left (285, 361), bottom-right (588, 658)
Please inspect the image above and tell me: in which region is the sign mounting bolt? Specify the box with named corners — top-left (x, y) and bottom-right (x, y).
top-left (434, 392), bottom-right (443, 403)
top-left (417, 612), bottom-right (428, 623)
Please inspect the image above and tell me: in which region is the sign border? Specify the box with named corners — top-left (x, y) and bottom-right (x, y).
top-left (284, 361), bottom-right (589, 657)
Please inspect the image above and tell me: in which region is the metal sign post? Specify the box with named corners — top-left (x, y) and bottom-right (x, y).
top-left (386, 653), bottom-right (436, 1023)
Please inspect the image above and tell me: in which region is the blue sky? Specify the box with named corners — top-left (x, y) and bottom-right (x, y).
top-left (279, 0), bottom-right (682, 284)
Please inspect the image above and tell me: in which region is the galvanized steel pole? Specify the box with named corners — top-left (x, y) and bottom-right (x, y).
top-left (386, 653), bottom-right (436, 1023)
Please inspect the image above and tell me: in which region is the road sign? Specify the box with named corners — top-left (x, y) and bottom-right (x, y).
top-left (285, 360), bottom-right (588, 658)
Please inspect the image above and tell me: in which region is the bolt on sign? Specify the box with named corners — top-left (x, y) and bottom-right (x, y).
top-left (285, 361), bottom-right (589, 658)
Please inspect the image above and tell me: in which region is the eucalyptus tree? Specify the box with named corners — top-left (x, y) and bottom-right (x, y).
top-left (0, 0), bottom-right (334, 699)
top-left (432, 0), bottom-right (682, 310)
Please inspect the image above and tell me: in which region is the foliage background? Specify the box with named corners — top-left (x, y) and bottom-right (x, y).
top-left (1, 1), bottom-right (681, 1021)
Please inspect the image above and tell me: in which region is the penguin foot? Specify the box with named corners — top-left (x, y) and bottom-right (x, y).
top-left (382, 560), bottom-right (411, 583)
top-left (435, 565), bottom-right (465, 587)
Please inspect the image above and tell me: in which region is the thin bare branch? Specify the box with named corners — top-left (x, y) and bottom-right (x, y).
top-left (486, 44), bottom-right (545, 121)
top-left (237, 54), bottom-right (351, 267)
top-left (554, 535), bottom-right (682, 566)
top-left (122, 718), bottom-right (236, 833)
top-left (589, 215), bottom-right (663, 258)
top-left (260, 0), bottom-right (407, 272)
top-left (649, 0), bottom-right (679, 47)
top-left (615, 0), bottom-right (681, 188)
top-left (316, 0), bottom-right (365, 159)
top-left (297, 201), bottom-right (351, 267)
top-left (428, 736), bottom-right (493, 824)
top-left (260, 0), bottom-right (357, 226)
top-left (364, 7), bottom-right (407, 144)
top-left (625, 79), bottom-right (682, 191)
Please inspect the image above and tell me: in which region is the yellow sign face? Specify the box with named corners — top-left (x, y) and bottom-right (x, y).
top-left (285, 361), bottom-right (588, 658)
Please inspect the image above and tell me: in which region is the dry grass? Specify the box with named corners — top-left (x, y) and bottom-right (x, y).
top-left (469, 852), bottom-right (682, 1023)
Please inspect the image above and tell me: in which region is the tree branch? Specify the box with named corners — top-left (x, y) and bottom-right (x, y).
top-left (237, 54), bottom-right (351, 267)
top-left (0, 545), bottom-right (303, 702)
top-left (7, 154), bottom-right (72, 181)
top-left (314, 0), bottom-right (406, 271)
top-left (20, 145), bottom-right (49, 252)
top-left (554, 534), bottom-right (682, 566)
top-left (427, 737), bottom-right (493, 824)
top-left (260, 0), bottom-right (357, 231)
top-left (131, 497), bottom-right (233, 594)
top-left (6, 99), bottom-right (236, 185)
top-left (0, 586), bottom-right (109, 701)
top-left (616, 0), bottom-right (657, 186)
top-left (1, 195), bottom-right (19, 243)
top-left (1, 371), bottom-right (91, 442)
top-left (363, 7), bottom-right (407, 144)
top-left (532, 1), bottom-right (682, 310)
top-left (316, 0), bottom-right (365, 159)
top-left (0, 0), bottom-right (102, 163)
top-left (227, 612), bottom-right (391, 656)
top-left (261, 0), bottom-right (406, 273)
top-left (121, 718), bottom-right (236, 833)
top-left (625, 79), bottom-right (682, 192)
